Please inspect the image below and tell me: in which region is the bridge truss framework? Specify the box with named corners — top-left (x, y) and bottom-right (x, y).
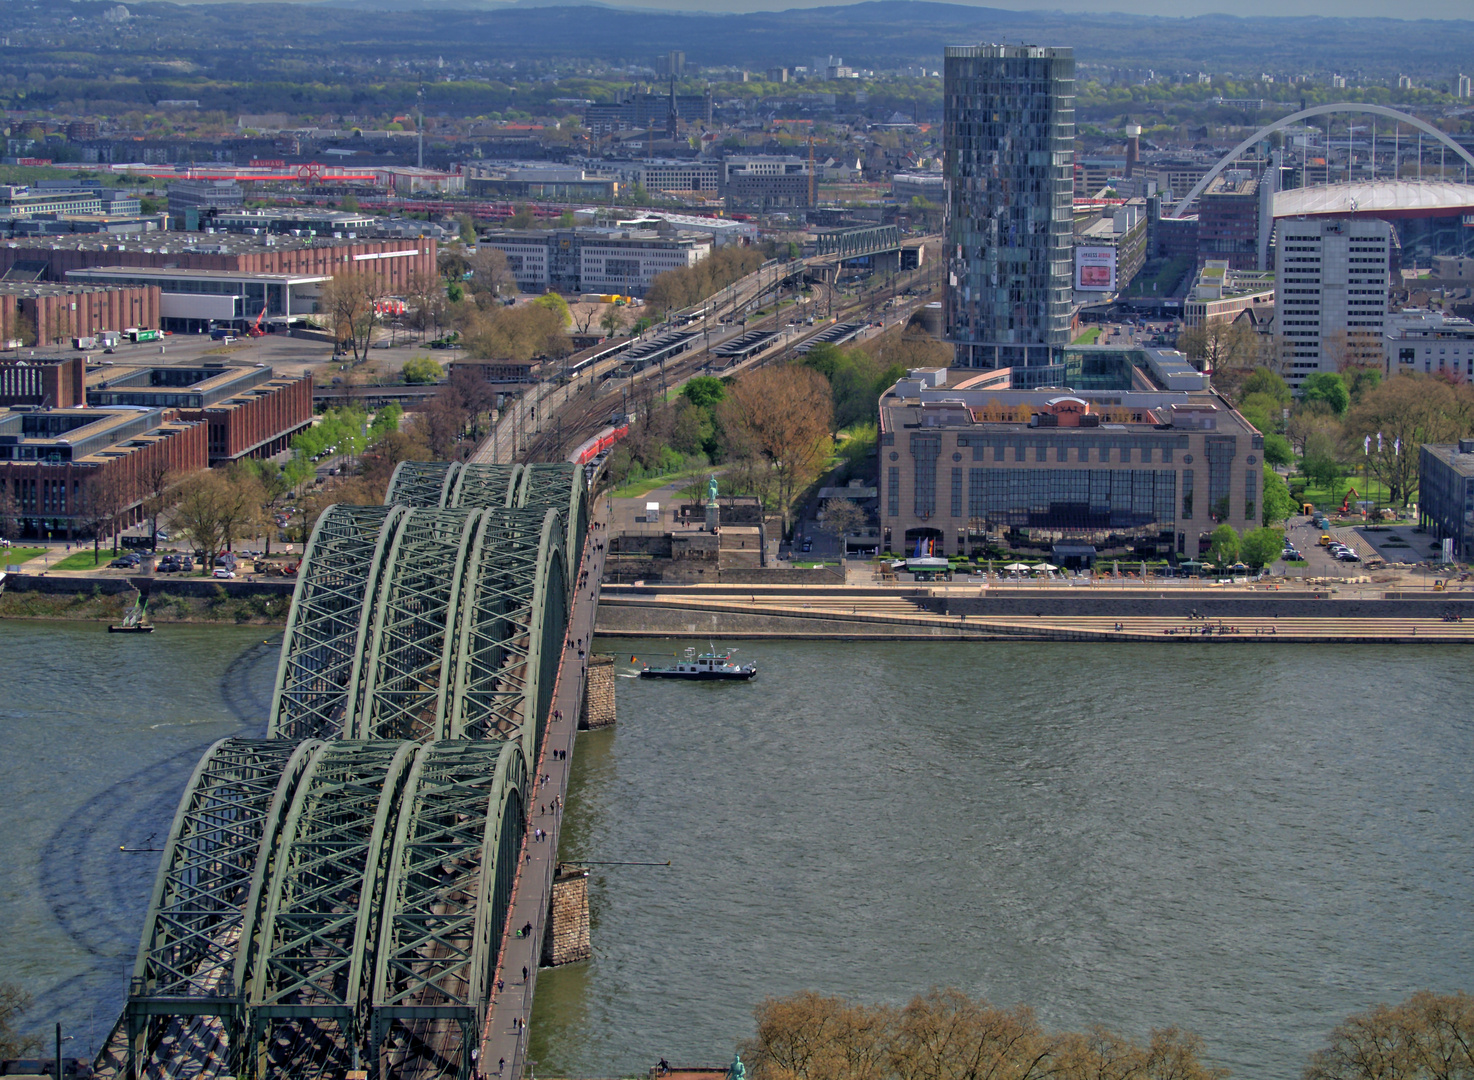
top-left (100, 462), bottom-right (587, 1080)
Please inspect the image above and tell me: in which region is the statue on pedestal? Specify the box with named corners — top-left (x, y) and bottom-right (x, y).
top-left (728, 1055), bottom-right (746, 1080)
top-left (705, 473), bottom-right (720, 533)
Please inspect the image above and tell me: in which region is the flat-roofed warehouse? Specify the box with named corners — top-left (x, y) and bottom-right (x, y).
top-left (0, 232), bottom-right (435, 309)
top-left (0, 280), bottom-right (161, 345)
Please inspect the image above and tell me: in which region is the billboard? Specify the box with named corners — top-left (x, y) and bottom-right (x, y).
top-left (1075, 246), bottom-right (1117, 292)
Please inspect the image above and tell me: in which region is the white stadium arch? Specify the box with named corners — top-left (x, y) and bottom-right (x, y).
top-left (1168, 103), bottom-right (1474, 218)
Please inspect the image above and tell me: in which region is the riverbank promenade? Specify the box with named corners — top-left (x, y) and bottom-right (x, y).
top-left (595, 581), bottom-right (1474, 643)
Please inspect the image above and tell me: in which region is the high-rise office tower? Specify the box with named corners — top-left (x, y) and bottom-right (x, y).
top-left (1275, 216), bottom-right (1391, 387)
top-left (944, 44), bottom-right (1075, 370)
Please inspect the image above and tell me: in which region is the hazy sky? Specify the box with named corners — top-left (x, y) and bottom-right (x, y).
top-left (504, 0), bottom-right (1474, 16)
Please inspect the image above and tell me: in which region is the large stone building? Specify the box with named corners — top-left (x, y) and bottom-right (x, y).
top-left (943, 44), bottom-right (1075, 371)
top-left (1273, 216), bottom-right (1390, 387)
top-left (721, 157), bottom-right (814, 211)
top-left (877, 352), bottom-right (1263, 562)
top-left (1383, 309), bottom-right (1474, 379)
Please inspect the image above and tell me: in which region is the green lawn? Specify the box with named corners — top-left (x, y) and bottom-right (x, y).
top-left (49, 548), bottom-right (123, 571)
top-left (610, 466), bottom-right (716, 500)
top-left (1, 547), bottom-right (46, 566)
top-left (1296, 476), bottom-right (1406, 514)
top-left (1071, 327), bottom-right (1102, 345)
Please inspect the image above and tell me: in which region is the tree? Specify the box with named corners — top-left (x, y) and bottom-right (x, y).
top-left (170, 471), bottom-right (232, 571)
top-left (531, 291), bottom-right (572, 328)
top-left (467, 245), bottom-right (516, 297)
top-left (1240, 366), bottom-right (1291, 404)
top-left (599, 303), bottom-right (627, 340)
top-left (0, 982), bottom-right (42, 1059)
top-left (1345, 374), bottom-right (1474, 506)
top-left (821, 498), bottom-right (866, 539)
top-left (1207, 522), bottom-right (1241, 566)
top-left (744, 989), bottom-right (1226, 1080)
top-left (1241, 525), bottom-right (1285, 568)
top-left (1177, 319), bottom-right (1261, 374)
top-left (720, 365), bottom-right (834, 531)
top-left (1262, 433), bottom-right (1294, 468)
top-left (1303, 450), bottom-right (1346, 504)
top-left (1305, 990), bottom-right (1474, 1080)
top-left (1302, 371), bottom-right (1350, 415)
top-left (402, 355), bottom-right (443, 384)
top-left (0, 484), bottom-right (19, 541)
top-left (316, 271), bottom-right (384, 362)
top-left (682, 375), bottom-right (727, 410)
top-left (1262, 465), bottom-right (1296, 526)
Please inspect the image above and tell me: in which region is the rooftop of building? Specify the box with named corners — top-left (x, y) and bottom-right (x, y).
top-left (1424, 440), bottom-right (1474, 477)
top-left (880, 356), bottom-right (1249, 435)
top-left (1386, 307), bottom-right (1474, 334)
top-left (67, 265), bottom-right (332, 284)
top-left (0, 280), bottom-right (157, 298)
top-left (0, 404), bottom-right (197, 464)
top-left (1274, 181), bottom-right (1474, 219)
top-left (0, 232), bottom-right (424, 257)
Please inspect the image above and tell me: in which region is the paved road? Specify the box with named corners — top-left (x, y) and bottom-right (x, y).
top-left (477, 499), bottom-right (610, 1080)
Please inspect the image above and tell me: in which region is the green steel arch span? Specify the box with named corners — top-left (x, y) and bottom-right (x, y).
top-left (99, 738), bottom-right (321, 1080)
top-left (270, 505), bottom-right (406, 741)
top-left (369, 740), bottom-right (528, 1080)
top-left (247, 740), bottom-right (418, 1080)
top-left (446, 507), bottom-right (568, 761)
top-left (384, 462), bottom-right (461, 510)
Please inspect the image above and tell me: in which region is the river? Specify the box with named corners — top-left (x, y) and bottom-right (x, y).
top-left (1, 623), bottom-right (1471, 1078)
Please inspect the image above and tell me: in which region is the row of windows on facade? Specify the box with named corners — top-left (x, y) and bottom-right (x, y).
top-left (885, 466), bottom-right (1258, 525)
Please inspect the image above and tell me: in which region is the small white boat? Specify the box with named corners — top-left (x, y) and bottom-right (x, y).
top-left (636, 646), bottom-right (757, 681)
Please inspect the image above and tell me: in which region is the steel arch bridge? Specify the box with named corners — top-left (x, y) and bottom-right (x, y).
top-left (100, 462), bottom-right (586, 1080)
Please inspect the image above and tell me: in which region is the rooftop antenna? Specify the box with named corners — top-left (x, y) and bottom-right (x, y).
top-left (417, 86), bottom-right (424, 170)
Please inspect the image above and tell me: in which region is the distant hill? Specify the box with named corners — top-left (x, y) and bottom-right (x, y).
top-left (28, 0), bottom-right (1474, 78)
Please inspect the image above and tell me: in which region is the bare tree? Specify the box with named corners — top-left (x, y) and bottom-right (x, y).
top-left (316, 271), bottom-right (384, 362)
top-left (170, 471), bottom-right (232, 571)
top-left (0, 982), bottom-right (42, 1059)
top-left (821, 497), bottom-right (866, 540)
top-left (720, 365), bottom-right (834, 531)
top-left (1305, 990), bottom-right (1474, 1080)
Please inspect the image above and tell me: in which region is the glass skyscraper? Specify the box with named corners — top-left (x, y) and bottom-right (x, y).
top-left (943, 44), bottom-right (1075, 369)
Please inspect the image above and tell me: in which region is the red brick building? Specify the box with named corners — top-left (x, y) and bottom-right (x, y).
top-left (0, 406), bottom-right (206, 539)
top-left (88, 365), bottom-right (313, 464)
top-left (0, 355), bottom-right (86, 408)
top-left (185, 373), bottom-right (313, 462)
top-left (0, 235), bottom-right (436, 295)
top-left (0, 283), bottom-right (161, 346)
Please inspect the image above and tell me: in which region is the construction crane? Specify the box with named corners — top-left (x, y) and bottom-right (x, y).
top-left (249, 304), bottom-right (268, 337)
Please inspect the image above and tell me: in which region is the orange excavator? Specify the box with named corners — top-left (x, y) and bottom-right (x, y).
top-left (1339, 487), bottom-right (1360, 513)
top-left (248, 304), bottom-right (268, 337)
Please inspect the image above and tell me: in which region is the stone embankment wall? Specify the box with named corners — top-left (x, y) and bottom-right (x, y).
top-left (2, 573), bottom-right (295, 599)
top-left (934, 594), bottom-right (1474, 619)
top-left (582, 654), bottom-right (617, 729)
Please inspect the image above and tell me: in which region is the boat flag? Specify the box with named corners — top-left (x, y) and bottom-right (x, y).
top-left (631, 655), bottom-right (638, 663)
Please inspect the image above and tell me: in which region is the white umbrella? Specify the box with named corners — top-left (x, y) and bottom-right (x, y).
top-left (1003, 562), bottom-right (1031, 571)
top-left (1038, 562), bottom-right (1059, 571)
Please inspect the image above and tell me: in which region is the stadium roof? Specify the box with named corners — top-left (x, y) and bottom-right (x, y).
top-left (1273, 181), bottom-right (1474, 219)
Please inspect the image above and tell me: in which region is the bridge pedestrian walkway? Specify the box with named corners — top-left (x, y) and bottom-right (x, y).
top-left (479, 498), bottom-right (610, 1080)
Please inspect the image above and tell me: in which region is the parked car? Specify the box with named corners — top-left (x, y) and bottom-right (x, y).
top-left (1337, 551), bottom-right (1361, 562)
top-left (109, 556), bottom-right (139, 568)
top-left (212, 568), bottom-right (236, 579)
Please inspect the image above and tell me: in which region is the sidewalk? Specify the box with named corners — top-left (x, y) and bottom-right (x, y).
top-left (477, 499), bottom-right (611, 1080)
